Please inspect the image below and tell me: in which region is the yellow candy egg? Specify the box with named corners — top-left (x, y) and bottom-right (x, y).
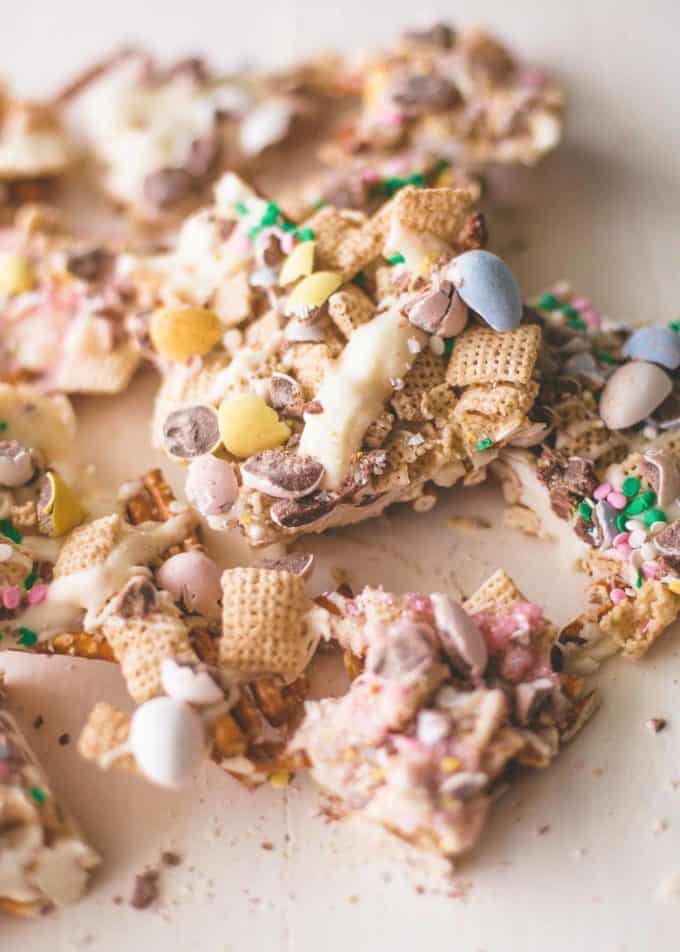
top-left (286, 271), bottom-right (343, 315)
top-left (0, 253), bottom-right (36, 296)
top-left (218, 394), bottom-right (291, 459)
top-left (279, 241), bottom-right (315, 286)
top-left (150, 307), bottom-right (222, 361)
top-left (37, 471), bottom-right (85, 538)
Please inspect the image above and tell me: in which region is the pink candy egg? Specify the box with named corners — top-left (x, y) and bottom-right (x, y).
top-left (186, 456), bottom-right (238, 517)
top-left (157, 551), bottom-right (222, 617)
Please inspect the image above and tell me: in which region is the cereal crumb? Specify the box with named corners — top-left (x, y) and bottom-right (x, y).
top-left (58, 732), bottom-right (71, 745)
top-left (647, 718), bottom-right (667, 734)
top-left (130, 868), bottom-right (161, 910)
top-left (260, 841), bottom-right (275, 851)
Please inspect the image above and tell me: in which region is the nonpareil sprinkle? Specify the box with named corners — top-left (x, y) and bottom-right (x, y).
top-left (0, 422), bottom-right (7, 431)
top-left (0, 519), bottom-right (21, 544)
top-left (29, 786), bottom-right (47, 804)
top-left (23, 572), bottom-right (39, 591)
top-left (625, 491), bottom-right (656, 515)
top-left (476, 437), bottom-right (493, 452)
top-left (17, 627), bottom-right (38, 647)
top-left (537, 293), bottom-right (561, 311)
top-left (386, 252), bottom-right (405, 265)
top-left (578, 502), bottom-right (593, 521)
top-left (622, 477), bottom-right (641, 498)
top-left (295, 227), bottom-right (315, 243)
top-left (443, 338), bottom-right (455, 355)
top-left (643, 508), bottom-right (667, 527)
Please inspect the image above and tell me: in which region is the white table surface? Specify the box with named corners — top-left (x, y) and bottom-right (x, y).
top-left (3, 1), bottom-right (680, 949)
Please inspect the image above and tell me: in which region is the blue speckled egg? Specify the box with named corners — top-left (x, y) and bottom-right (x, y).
top-left (449, 250), bottom-right (522, 332)
top-left (622, 327), bottom-right (680, 370)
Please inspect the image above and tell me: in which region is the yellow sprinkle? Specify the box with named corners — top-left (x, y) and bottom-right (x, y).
top-left (371, 767), bottom-right (385, 781)
top-left (342, 747), bottom-right (357, 761)
top-left (218, 393), bottom-right (291, 459)
top-left (668, 580), bottom-right (680, 595)
top-left (0, 253), bottom-right (36, 296)
top-left (270, 770), bottom-right (291, 789)
top-left (150, 306), bottom-right (222, 361)
top-left (279, 241), bottom-right (315, 286)
top-left (440, 756), bottom-right (461, 773)
top-left (418, 252), bottom-right (439, 277)
top-left (435, 169), bottom-right (454, 188)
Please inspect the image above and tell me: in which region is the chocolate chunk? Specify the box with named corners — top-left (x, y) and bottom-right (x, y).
top-left (0, 440), bottom-right (35, 488)
top-left (641, 450), bottom-right (680, 507)
top-left (657, 555), bottom-right (680, 578)
top-left (653, 521), bottom-right (680, 557)
top-left (538, 448), bottom-right (596, 521)
top-left (549, 484), bottom-right (574, 521)
top-left (130, 868), bottom-right (160, 910)
top-left (58, 732), bottom-right (70, 745)
top-left (574, 514), bottom-right (598, 548)
top-left (647, 717), bottom-right (667, 734)
top-left (66, 248), bottom-right (112, 282)
top-left (564, 457), bottom-right (598, 496)
top-left (112, 577), bottom-right (157, 619)
top-left (241, 450), bottom-right (325, 499)
top-left (390, 73), bottom-right (462, 114)
top-left (260, 552), bottom-right (314, 578)
top-left (403, 22), bottom-right (456, 49)
top-left (162, 405), bottom-right (220, 459)
top-left (549, 643), bottom-right (564, 673)
top-left (161, 850), bottom-right (182, 866)
top-left (257, 234), bottom-right (285, 268)
top-left (651, 391), bottom-right (680, 430)
top-left (144, 168), bottom-right (194, 208)
top-left (270, 492), bottom-right (337, 529)
top-left (367, 622), bottom-right (435, 678)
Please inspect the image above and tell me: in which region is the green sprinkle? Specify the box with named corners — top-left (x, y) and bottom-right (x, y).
top-left (281, 221), bottom-right (297, 233)
top-left (353, 271), bottom-right (366, 288)
top-left (0, 519), bottom-right (21, 544)
top-left (295, 227), bottom-right (315, 243)
top-left (406, 173), bottom-right (425, 187)
top-left (433, 159), bottom-right (450, 176)
top-left (30, 786), bottom-right (47, 804)
top-left (668, 320), bottom-right (680, 333)
top-left (260, 202), bottom-right (280, 227)
top-left (636, 568), bottom-right (643, 589)
top-left (537, 293), bottom-right (561, 311)
top-left (17, 627), bottom-right (38, 648)
top-left (643, 508), bottom-right (668, 527)
top-left (313, 198), bottom-right (326, 210)
top-left (443, 338), bottom-right (455, 355)
top-left (625, 490), bottom-right (656, 515)
top-left (382, 176), bottom-right (403, 196)
top-left (23, 572), bottom-right (38, 591)
top-left (0, 422), bottom-right (7, 432)
top-left (577, 502), bottom-right (593, 521)
top-left (234, 200), bottom-right (248, 217)
top-left (248, 225), bottom-right (262, 241)
top-left (596, 351), bottom-right (617, 365)
top-left (387, 253), bottom-right (405, 265)
top-left (567, 316), bottom-right (587, 331)
top-left (560, 305), bottom-right (580, 319)
top-left (616, 512), bottom-right (629, 533)
top-left (476, 437), bottom-right (493, 452)
top-left (622, 477), bottom-right (641, 498)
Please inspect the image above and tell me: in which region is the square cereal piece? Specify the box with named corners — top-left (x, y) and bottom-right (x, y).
top-left (445, 324), bottom-right (541, 388)
top-left (220, 567), bottom-right (312, 678)
top-left (328, 285), bottom-right (376, 338)
top-left (393, 186), bottom-right (473, 243)
top-left (463, 569), bottom-right (525, 615)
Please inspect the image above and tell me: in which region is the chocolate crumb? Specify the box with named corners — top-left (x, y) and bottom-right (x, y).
top-left (33, 715), bottom-right (44, 729)
top-left (536, 824), bottom-right (551, 836)
top-left (58, 732), bottom-right (71, 745)
top-left (260, 841), bottom-right (275, 851)
top-left (161, 850), bottom-right (182, 866)
top-left (130, 868), bottom-right (160, 910)
top-left (113, 895), bottom-right (123, 905)
top-left (647, 718), bottom-right (667, 734)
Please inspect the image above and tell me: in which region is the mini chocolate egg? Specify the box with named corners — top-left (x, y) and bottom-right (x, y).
top-left (599, 361), bottom-right (673, 430)
top-left (0, 440), bottom-right (35, 487)
top-left (157, 551), bottom-right (222, 617)
top-left (430, 592), bottom-right (487, 677)
top-left (622, 327), bottom-right (680, 370)
top-left (186, 455), bottom-right (239, 516)
top-left (129, 696), bottom-right (206, 788)
top-left (162, 405), bottom-right (221, 460)
top-left (448, 250), bottom-right (521, 332)
top-left (160, 659), bottom-right (224, 707)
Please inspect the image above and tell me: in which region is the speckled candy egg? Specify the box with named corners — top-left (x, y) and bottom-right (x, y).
top-left (599, 360), bottom-right (673, 430)
top-left (448, 250), bottom-right (522, 332)
top-left (185, 455), bottom-right (238, 517)
top-left (622, 327), bottom-right (680, 370)
top-left (129, 697), bottom-right (206, 788)
top-left (156, 551), bottom-right (222, 617)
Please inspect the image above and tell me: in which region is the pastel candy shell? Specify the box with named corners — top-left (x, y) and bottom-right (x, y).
top-left (598, 361), bottom-right (673, 430)
top-left (622, 327), bottom-right (680, 370)
top-left (449, 250), bottom-right (522, 332)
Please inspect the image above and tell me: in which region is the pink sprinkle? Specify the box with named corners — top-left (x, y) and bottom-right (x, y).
top-left (383, 109), bottom-right (404, 128)
top-left (608, 491), bottom-right (627, 510)
top-left (27, 582), bottom-right (48, 605)
top-left (615, 542), bottom-right (632, 559)
top-left (0, 762), bottom-right (10, 782)
top-left (642, 562), bottom-right (659, 580)
top-left (594, 482), bottom-right (612, 501)
top-left (1, 586), bottom-right (20, 610)
top-left (581, 308), bottom-right (601, 330)
top-left (361, 169), bottom-right (381, 185)
top-left (280, 232), bottom-right (295, 255)
top-left (571, 297), bottom-right (592, 311)
top-left (519, 67), bottom-right (546, 88)
top-left (610, 588), bottom-right (627, 604)
top-left (613, 532), bottom-right (630, 546)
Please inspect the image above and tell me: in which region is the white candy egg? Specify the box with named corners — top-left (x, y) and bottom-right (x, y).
top-left (129, 696), bottom-right (206, 788)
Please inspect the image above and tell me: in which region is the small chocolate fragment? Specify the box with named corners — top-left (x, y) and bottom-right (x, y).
top-left (653, 521), bottom-right (680, 557)
top-left (549, 643), bottom-right (564, 673)
top-left (390, 73), bottom-right (462, 114)
top-left (515, 678), bottom-right (554, 725)
top-left (404, 280), bottom-right (457, 334)
top-left (58, 732), bottom-right (71, 745)
top-left (261, 552), bottom-right (315, 578)
top-left (241, 450), bottom-right (325, 499)
top-left (162, 405), bottom-right (220, 459)
top-left (130, 868), bottom-right (160, 910)
top-left (270, 492), bottom-right (337, 529)
top-left (0, 440), bottom-right (35, 488)
top-left (65, 248), bottom-right (112, 282)
top-left (185, 133), bottom-right (220, 179)
top-left (268, 373), bottom-right (305, 416)
top-left (161, 850), bottom-right (182, 866)
top-left (647, 718), bottom-right (667, 734)
top-left (111, 576), bottom-right (157, 619)
top-left (144, 168), bottom-right (194, 208)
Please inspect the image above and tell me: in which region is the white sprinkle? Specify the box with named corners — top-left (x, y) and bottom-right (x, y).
top-left (407, 336), bottom-right (422, 355)
top-left (643, 425), bottom-right (659, 440)
top-left (626, 519), bottom-right (645, 532)
top-left (641, 542), bottom-right (658, 560)
top-left (0, 543), bottom-right (12, 562)
top-left (407, 433), bottom-right (425, 447)
top-left (629, 530), bottom-right (647, 548)
top-left (390, 377), bottom-right (405, 391)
